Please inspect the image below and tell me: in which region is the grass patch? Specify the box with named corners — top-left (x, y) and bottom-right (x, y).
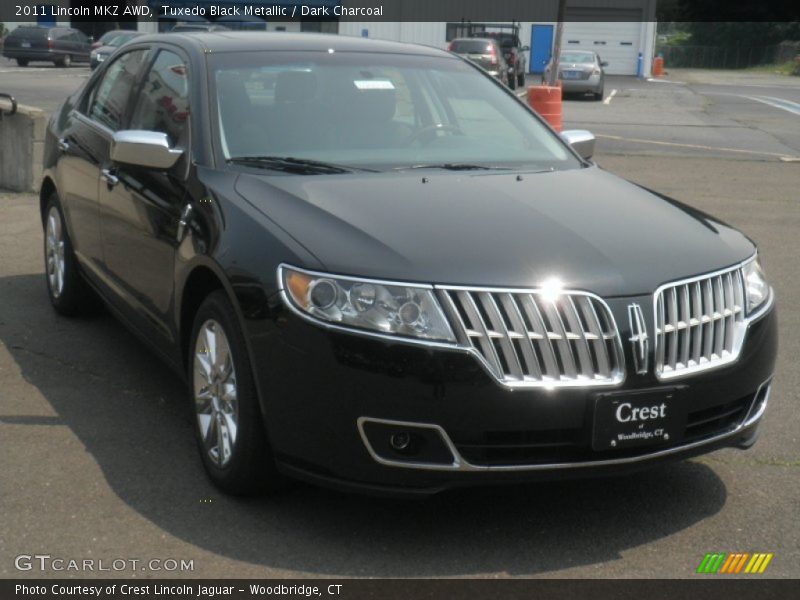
top-left (742, 61), bottom-right (797, 76)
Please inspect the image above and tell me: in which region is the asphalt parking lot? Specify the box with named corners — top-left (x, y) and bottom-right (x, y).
top-left (1, 64), bottom-right (799, 578)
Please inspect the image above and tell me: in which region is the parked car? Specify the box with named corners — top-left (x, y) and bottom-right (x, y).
top-left (472, 31), bottom-right (529, 89)
top-left (90, 31), bottom-right (144, 70)
top-left (556, 50), bottom-right (608, 100)
top-left (171, 23), bottom-right (231, 33)
top-left (2, 26), bottom-right (90, 67)
top-left (41, 33), bottom-right (777, 496)
top-left (448, 37), bottom-right (510, 87)
top-left (91, 29), bottom-right (133, 51)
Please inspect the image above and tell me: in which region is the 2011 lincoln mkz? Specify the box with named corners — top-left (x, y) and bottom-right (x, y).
top-left (40, 33), bottom-right (777, 496)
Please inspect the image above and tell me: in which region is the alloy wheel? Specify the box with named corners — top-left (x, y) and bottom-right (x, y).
top-left (193, 319), bottom-right (239, 467)
top-left (45, 206), bottom-right (66, 298)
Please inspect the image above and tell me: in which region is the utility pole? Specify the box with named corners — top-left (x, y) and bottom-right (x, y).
top-left (548, 0), bottom-right (567, 86)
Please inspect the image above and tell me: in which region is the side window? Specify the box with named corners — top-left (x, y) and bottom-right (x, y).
top-left (89, 49), bottom-right (148, 131)
top-left (129, 50), bottom-right (190, 146)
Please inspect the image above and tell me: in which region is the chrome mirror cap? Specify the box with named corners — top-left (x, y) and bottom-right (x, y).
top-left (110, 130), bottom-right (183, 170)
top-left (561, 129), bottom-right (596, 160)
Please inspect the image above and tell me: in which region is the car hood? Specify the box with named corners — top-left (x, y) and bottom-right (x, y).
top-left (234, 166), bottom-right (754, 297)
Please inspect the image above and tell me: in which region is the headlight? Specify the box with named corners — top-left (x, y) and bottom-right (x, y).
top-left (280, 266), bottom-right (456, 342)
top-left (742, 257), bottom-right (769, 314)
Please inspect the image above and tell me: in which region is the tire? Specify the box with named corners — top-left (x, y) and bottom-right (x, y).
top-left (593, 87), bottom-right (604, 101)
top-left (517, 72), bottom-right (525, 88)
top-left (57, 54), bottom-right (71, 68)
top-left (16, 58), bottom-right (29, 67)
top-left (189, 290), bottom-right (282, 495)
top-left (508, 74), bottom-right (517, 90)
top-left (43, 194), bottom-right (99, 316)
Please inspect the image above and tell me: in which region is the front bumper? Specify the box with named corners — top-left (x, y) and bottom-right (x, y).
top-left (249, 300), bottom-right (777, 496)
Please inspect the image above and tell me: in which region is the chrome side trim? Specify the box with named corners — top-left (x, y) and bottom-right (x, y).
top-left (278, 264), bottom-right (626, 389)
top-left (743, 379), bottom-right (772, 428)
top-left (357, 380), bottom-right (771, 472)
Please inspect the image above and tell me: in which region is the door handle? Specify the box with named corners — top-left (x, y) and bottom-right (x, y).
top-left (176, 204), bottom-right (193, 242)
top-left (101, 168), bottom-right (119, 187)
top-left (57, 138), bottom-right (70, 152)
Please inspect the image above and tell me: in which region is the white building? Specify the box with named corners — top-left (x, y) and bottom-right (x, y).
top-left (339, 1), bottom-right (658, 77)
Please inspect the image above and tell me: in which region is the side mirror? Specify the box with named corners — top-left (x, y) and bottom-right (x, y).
top-left (110, 130), bottom-right (183, 169)
top-left (561, 129), bottom-right (596, 160)
top-left (88, 36), bottom-right (95, 44)
top-left (521, 45), bottom-right (530, 52)
top-left (600, 61), bottom-right (609, 67)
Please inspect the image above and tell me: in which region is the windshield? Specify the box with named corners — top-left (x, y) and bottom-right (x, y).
top-left (9, 27), bottom-right (48, 40)
top-left (561, 52), bottom-right (595, 64)
top-left (449, 40), bottom-right (494, 54)
top-left (211, 51), bottom-right (579, 173)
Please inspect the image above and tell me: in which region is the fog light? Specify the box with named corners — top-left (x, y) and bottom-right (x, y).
top-left (390, 432), bottom-right (412, 451)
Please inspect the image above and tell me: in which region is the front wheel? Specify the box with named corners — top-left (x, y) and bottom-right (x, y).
top-left (189, 290), bottom-right (283, 495)
top-left (57, 54), bottom-right (71, 68)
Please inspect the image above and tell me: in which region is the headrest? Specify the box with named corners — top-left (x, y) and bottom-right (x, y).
top-left (275, 71), bottom-right (317, 103)
top-left (216, 71), bottom-right (251, 107)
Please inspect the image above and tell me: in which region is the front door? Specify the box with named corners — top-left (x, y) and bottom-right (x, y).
top-left (56, 47), bottom-right (149, 280)
top-left (99, 48), bottom-right (192, 348)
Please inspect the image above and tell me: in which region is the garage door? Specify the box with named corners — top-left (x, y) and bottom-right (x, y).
top-left (562, 12), bottom-right (642, 76)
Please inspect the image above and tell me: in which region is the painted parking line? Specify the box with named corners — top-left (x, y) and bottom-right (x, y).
top-left (704, 91), bottom-right (800, 117)
top-left (603, 89), bottom-right (617, 105)
top-left (595, 133), bottom-right (799, 160)
top-left (742, 95), bottom-right (800, 117)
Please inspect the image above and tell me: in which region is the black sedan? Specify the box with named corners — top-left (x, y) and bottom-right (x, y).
top-left (40, 33), bottom-right (777, 496)
top-left (90, 31), bottom-right (144, 70)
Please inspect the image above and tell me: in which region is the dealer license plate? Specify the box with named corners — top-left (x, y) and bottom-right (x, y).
top-left (592, 388), bottom-right (687, 451)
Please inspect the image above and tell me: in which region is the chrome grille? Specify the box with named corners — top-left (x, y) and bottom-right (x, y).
top-left (438, 288), bottom-right (624, 388)
top-left (654, 267), bottom-right (746, 378)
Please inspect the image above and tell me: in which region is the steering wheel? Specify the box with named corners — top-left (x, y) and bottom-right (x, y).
top-left (401, 123), bottom-right (463, 146)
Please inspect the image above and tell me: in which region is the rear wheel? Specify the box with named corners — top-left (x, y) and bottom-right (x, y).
top-left (16, 58), bottom-right (29, 67)
top-left (43, 194), bottom-right (98, 316)
top-left (517, 72), bottom-right (525, 88)
top-left (593, 87), bottom-right (604, 101)
top-left (189, 290), bottom-right (283, 495)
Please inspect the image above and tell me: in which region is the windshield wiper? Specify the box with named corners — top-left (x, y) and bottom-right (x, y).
top-left (227, 156), bottom-right (378, 174)
top-left (393, 163), bottom-right (512, 172)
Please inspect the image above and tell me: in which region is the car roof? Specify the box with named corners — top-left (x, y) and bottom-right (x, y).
top-left (130, 31), bottom-right (451, 58)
